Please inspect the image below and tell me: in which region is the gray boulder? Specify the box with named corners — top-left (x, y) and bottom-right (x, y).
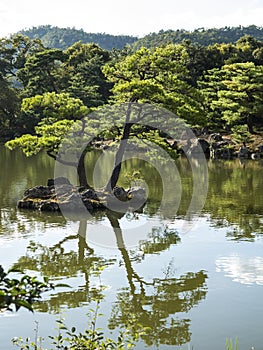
top-left (113, 186), bottom-right (128, 201)
top-left (127, 187), bottom-right (147, 201)
top-left (24, 186), bottom-right (54, 199)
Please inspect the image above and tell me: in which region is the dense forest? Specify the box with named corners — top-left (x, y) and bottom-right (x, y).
top-left (132, 25), bottom-right (263, 49)
top-left (19, 25), bottom-right (263, 50)
top-left (1, 25), bottom-right (263, 170)
top-left (19, 25), bottom-right (138, 51)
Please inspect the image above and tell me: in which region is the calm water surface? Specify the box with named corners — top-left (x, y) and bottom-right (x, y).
top-left (0, 146), bottom-right (263, 349)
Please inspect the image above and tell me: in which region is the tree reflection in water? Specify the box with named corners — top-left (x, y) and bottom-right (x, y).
top-left (12, 219), bottom-right (115, 313)
top-left (106, 211), bottom-right (208, 347)
top-left (10, 209), bottom-right (208, 347)
top-left (206, 159), bottom-right (263, 241)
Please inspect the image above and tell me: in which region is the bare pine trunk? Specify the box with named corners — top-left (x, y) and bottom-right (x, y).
top-left (77, 149), bottom-right (91, 188)
top-left (106, 103), bottom-right (133, 191)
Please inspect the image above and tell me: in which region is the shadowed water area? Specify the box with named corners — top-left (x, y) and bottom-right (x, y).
top-left (0, 146), bottom-right (263, 349)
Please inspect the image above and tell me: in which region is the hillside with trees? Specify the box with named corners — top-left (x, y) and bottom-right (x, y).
top-left (19, 25), bottom-right (138, 50)
top-left (131, 25), bottom-right (263, 49)
top-left (18, 25), bottom-right (263, 51)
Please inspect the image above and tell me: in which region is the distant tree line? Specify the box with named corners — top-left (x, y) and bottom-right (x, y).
top-left (18, 25), bottom-right (263, 51)
top-left (19, 25), bottom-right (138, 51)
top-left (131, 25), bottom-right (263, 49)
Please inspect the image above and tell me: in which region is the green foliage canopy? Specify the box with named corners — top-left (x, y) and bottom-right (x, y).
top-left (103, 45), bottom-right (205, 126)
top-left (213, 62), bottom-right (263, 131)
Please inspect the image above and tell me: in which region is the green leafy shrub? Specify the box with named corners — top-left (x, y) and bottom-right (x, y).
top-left (0, 265), bottom-right (55, 312)
top-left (12, 313), bottom-right (142, 349)
top-left (231, 125), bottom-right (252, 145)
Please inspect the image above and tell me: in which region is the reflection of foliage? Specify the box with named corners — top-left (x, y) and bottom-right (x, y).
top-left (123, 170), bottom-right (143, 189)
top-left (0, 265), bottom-right (54, 312)
top-left (11, 221), bottom-right (116, 313)
top-left (12, 241), bottom-right (100, 278)
top-left (106, 212), bottom-right (208, 347)
top-left (139, 226), bottom-right (180, 255)
top-left (154, 271), bottom-right (207, 313)
top-left (13, 241), bottom-right (113, 312)
top-left (36, 285), bottom-right (107, 314)
top-left (0, 146), bottom-right (55, 209)
top-left (206, 160), bottom-right (263, 241)
top-left (109, 271), bottom-right (207, 347)
top-left (225, 219), bottom-right (262, 242)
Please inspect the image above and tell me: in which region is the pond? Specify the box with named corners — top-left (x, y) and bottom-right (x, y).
top-left (0, 146), bottom-right (263, 349)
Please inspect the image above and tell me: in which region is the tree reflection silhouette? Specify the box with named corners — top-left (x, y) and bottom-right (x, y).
top-left (12, 219), bottom-right (115, 313)
top-left (10, 209), bottom-right (208, 347)
top-left (106, 211), bottom-right (208, 347)
top-left (206, 159), bottom-right (263, 241)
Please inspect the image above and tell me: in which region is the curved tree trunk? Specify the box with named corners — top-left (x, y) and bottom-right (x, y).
top-left (77, 219), bottom-right (93, 262)
top-left (106, 122), bottom-right (133, 191)
top-left (106, 102), bottom-right (133, 191)
top-left (77, 148), bottom-right (92, 188)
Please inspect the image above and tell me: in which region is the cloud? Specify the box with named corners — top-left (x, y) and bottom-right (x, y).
top-left (216, 255), bottom-right (263, 285)
top-left (202, 6), bottom-right (263, 29)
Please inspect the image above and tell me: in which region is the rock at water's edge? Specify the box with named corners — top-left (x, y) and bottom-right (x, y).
top-left (17, 180), bottom-right (146, 213)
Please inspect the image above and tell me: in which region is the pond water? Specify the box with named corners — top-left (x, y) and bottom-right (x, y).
top-left (0, 146), bottom-right (263, 349)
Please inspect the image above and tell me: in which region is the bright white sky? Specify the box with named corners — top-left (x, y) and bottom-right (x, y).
top-left (0, 0), bottom-right (262, 38)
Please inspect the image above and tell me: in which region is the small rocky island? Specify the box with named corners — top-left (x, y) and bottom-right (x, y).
top-left (18, 177), bottom-right (147, 213)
